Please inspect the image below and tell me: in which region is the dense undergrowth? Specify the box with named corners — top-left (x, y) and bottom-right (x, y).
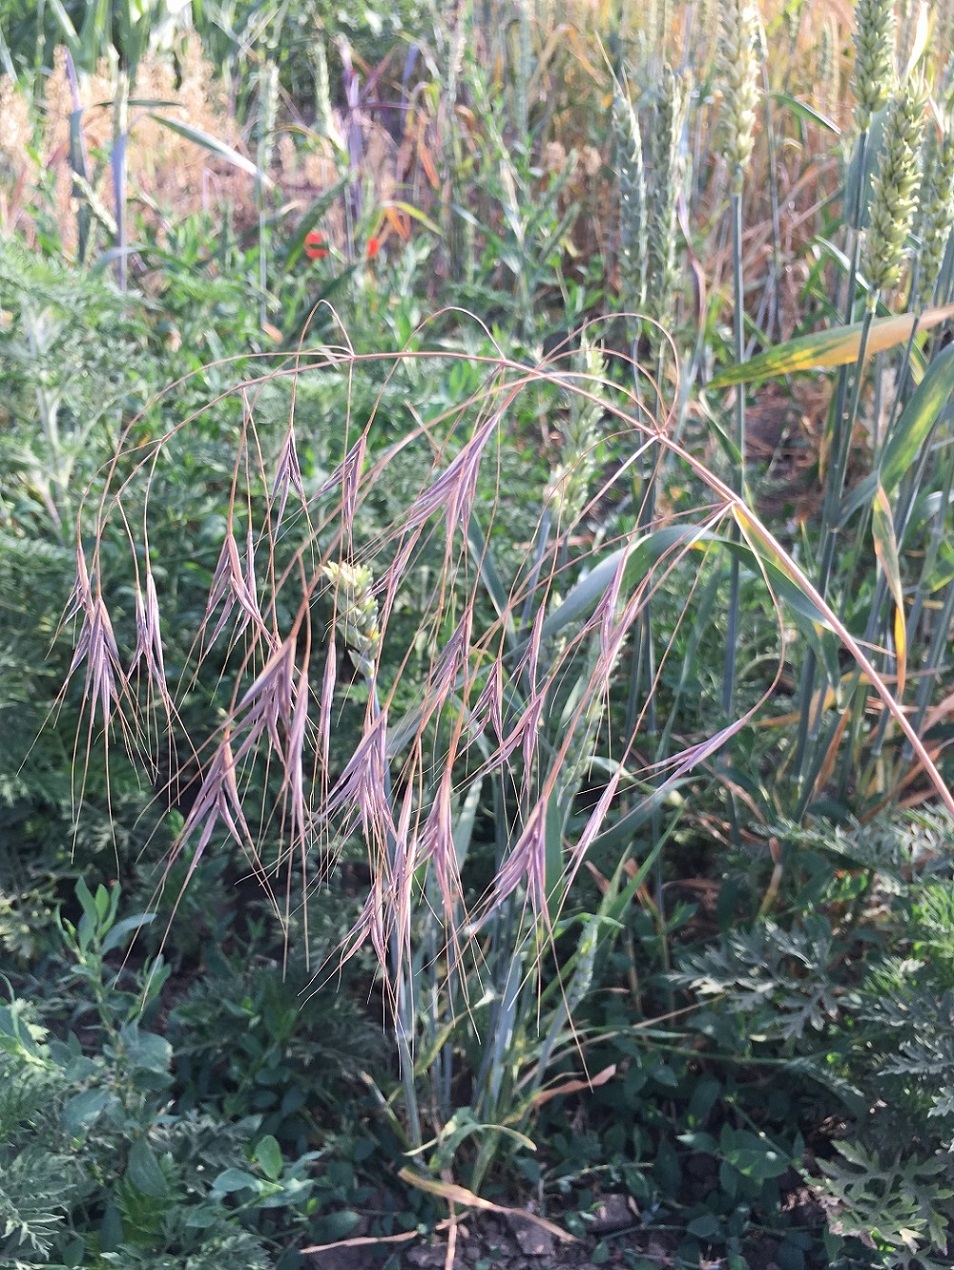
top-left (3, 0), bottom-right (954, 1267)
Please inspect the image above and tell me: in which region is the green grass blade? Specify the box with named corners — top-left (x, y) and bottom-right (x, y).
top-left (880, 343), bottom-right (954, 493)
top-left (537, 525), bottom-right (711, 645)
top-left (840, 343), bottom-right (954, 520)
top-left (773, 92), bottom-right (840, 135)
top-left (149, 113), bottom-right (273, 186)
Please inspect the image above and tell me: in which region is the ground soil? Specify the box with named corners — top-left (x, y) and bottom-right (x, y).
top-left (304, 1187), bottom-right (828, 1269)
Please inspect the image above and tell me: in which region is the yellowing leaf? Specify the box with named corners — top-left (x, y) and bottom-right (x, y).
top-left (872, 484), bottom-right (907, 698)
top-left (709, 304), bottom-right (954, 388)
top-left (397, 1168), bottom-right (576, 1241)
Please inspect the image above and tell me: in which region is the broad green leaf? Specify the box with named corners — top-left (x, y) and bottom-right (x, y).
top-left (212, 1167), bottom-right (260, 1195)
top-left (709, 304), bottom-right (954, 388)
top-left (75, 876), bottom-right (99, 927)
top-left (99, 1203), bottom-right (124, 1253)
top-left (724, 1146), bottom-right (790, 1180)
top-left (94, 883), bottom-right (110, 921)
top-left (62, 1087), bottom-right (112, 1134)
top-left (310, 1211), bottom-right (363, 1242)
top-left (255, 1135), bottom-right (283, 1182)
top-left (101, 910), bottom-right (157, 953)
top-left (688, 1213), bottom-right (724, 1239)
top-left (149, 114), bottom-right (273, 186)
top-left (128, 1138), bottom-right (168, 1198)
top-left (871, 484), bottom-right (907, 697)
top-left (123, 1026), bottom-right (172, 1076)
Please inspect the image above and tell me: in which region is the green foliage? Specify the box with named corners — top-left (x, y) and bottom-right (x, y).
top-left (0, 882), bottom-right (310, 1269)
top-left (674, 811), bottom-right (954, 1266)
top-left (819, 1143), bottom-right (954, 1270)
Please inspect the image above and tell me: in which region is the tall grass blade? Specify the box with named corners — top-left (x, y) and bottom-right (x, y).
top-left (149, 114), bottom-right (274, 185)
top-left (840, 342), bottom-right (954, 517)
top-left (871, 483), bottom-right (907, 697)
top-left (709, 303), bottom-right (954, 387)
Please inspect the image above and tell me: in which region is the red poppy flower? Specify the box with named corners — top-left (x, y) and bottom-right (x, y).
top-left (366, 235), bottom-right (381, 259)
top-left (304, 229), bottom-right (329, 260)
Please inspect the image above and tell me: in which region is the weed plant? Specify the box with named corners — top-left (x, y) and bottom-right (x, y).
top-left (4, 0), bottom-right (954, 1266)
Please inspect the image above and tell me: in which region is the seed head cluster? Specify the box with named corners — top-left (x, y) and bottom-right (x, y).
top-left (852, 0), bottom-right (896, 132)
top-left (865, 78), bottom-right (926, 298)
top-left (614, 83), bottom-right (648, 314)
top-left (647, 65), bottom-right (692, 326)
top-left (323, 561), bottom-right (381, 681)
top-left (717, 0), bottom-right (760, 186)
top-left (916, 124), bottom-right (954, 306)
top-left (547, 340), bottom-right (604, 525)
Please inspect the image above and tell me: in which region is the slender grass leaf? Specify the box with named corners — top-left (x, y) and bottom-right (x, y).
top-left (280, 270), bottom-right (355, 347)
top-left (840, 343), bottom-right (954, 520)
top-left (728, 509), bottom-right (838, 634)
top-left (125, 98), bottom-right (185, 108)
top-left (590, 785), bottom-right (686, 861)
top-left (545, 790), bottom-right (565, 928)
top-left (708, 304), bottom-right (954, 388)
top-left (814, 236), bottom-right (855, 282)
top-left (773, 93), bottom-right (840, 135)
top-left (397, 1167), bottom-right (574, 1241)
top-left (283, 177), bottom-right (350, 268)
top-left (79, 0), bottom-right (114, 72)
top-left (468, 516), bottom-right (517, 644)
top-left (871, 483), bottom-right (907, 697)
top-left (453, 778), bottom-right (483, 870)
top-left (538, 526), bottom-right (711, 645)
top-left (383, 199), bottom-right (444, 237)
top-left (148, 114), bottom-right (272, 186)
top-left (903, 0), bottom-right (930, 79)
top-left (845, 107), bottom-right (886, 231)
top-left (880, 342), bottom-right (954, 492)
top-left (46, 0), bottom-right (82, 64)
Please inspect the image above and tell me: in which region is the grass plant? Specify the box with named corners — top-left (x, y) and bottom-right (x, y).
top-left (5, 0), bottom-right (954, 1265)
